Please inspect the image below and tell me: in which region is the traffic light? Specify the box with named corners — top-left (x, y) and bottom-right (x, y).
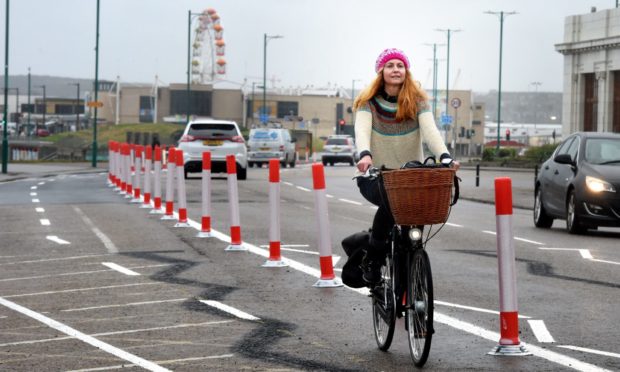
top-left (505, 129), bottom-right (511, 141)
top-left (339, 119), bottom-right (346, 127)
top-left (459, 126), bottom-right (465, 137)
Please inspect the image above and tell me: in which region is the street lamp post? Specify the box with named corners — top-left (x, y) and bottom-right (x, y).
top-left (435, 28), bottom-right (461, 153)
top-left (485, 10), bottom-right (517, 153)
top-left (27, 67), bottom-right (31, 135)
top-left (92, 0), bottom-right (100, 167)
top-left (186, 10), bottom-right (203, 125)
top-left (351, 79), bottom-right (361, 126)
top-left (2, 0), bottom-right (10, 174)
top-left (424, 43), bottom-right (445, 122)
top-left (263, 33), bottom-right (283, 124)
top-left (70, 83), bottom-right (80, 131)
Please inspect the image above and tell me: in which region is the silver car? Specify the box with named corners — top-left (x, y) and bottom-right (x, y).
top-left (247, 127), bottom-right (297, 168)
top-left (322, 135), bottom-right (357, 166)
top-left (177, 119), bottom-right (248, 180)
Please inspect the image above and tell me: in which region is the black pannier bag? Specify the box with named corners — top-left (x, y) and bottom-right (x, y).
top-left (341, 230), bottom-right (371, 288)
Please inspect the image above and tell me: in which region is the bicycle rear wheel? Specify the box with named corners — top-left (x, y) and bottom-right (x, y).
top-left (372, 256), bottom-right (396, 351)
top-left (406, 249), bottom-right (434, 367)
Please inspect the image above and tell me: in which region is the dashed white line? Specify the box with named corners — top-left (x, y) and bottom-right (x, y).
top-left (0, 296), bottom-right (170, 372)
top-left (445, 222), bottom-right (463, 227)
top-left (73, 206), bottom-right (118, 253)
top-left (435, 300), bottom-right (531, 319)
top-left (326, 194), bottom-right (334, 198)
top-left (282, 181), bottom-right (293, 186)
top-left (30, 192), bottom-right (37, 196)
top-left (557, 345), bottom-right (620, 359)
top-left (0, 253), bottom-right (109, 266)
top-left (67, 354), bottom-right (235, 372)
top-left (2, 282), bottom-right (159, 298)
top-left (30, 186), bottom-right (37, 190)
top-left (35, 207), bottom-right (45, 213)
top-left (296, 186), bottom-right (311, 192)
top-left (199, 300), bottom-right (260, 321)
top-left (40, 219), bottom-right (50, 226)
top-left (339, 198), bottom-right (362, 206)
top-left (515, 237), bottom-right (545, 245)
top-left (37, 181), bottom-right (45, 185)
top-left (32, 199), bottom-right (40, 203)
top-left (102, 262), bottom-right (141, 276)
top-left (61, 298), bottom-right (187, 312)
top-left (46, 236), bottom-right (70, 245)
top-left (528, 319), bottom-right (555, 343)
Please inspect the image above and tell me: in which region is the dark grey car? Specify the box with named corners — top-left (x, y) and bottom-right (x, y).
top-left (534, 132), bottom-right (620, 234)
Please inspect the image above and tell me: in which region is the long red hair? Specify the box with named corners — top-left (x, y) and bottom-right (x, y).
top-left (353, 69), bottom-right (428, 121)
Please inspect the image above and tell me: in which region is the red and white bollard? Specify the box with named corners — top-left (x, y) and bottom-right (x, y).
top-left (488, 177), bottom-right (530, 356)
top-left (161, 147), bottom-right (176, 220)
top-left (130, 146), bottom-right (143, 203)
top-left (114, 142), bottom-right (122, 191)
top-left (119, 143), bottom-right (128, 194)
top-left (174, 150), bottom-right (190, 227)
top-left (130, 144), bottom-right (136, 173)
top-left (124, 144), bottom-right (133, 199)
top-left (263, 159), bottom-right (288, 267)
top-left (140, 145), bottom-right (152, 209)
top-left (107, 141), bottom-right (115, 187)
top-left (311, 163), bottom-right (342, 288)
top-left (225, 155), bottom-right (246, 251)
top-left (150, 145), bottom-right (164, 214)
top-left (196, 151), bottom-right (213, 238)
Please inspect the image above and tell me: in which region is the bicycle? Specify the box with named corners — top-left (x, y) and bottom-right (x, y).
top-left (360, 159), bottom-right (459, 367)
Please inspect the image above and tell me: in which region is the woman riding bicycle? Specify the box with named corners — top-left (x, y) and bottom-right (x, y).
top-left (354, 48), bottom-right (459, 284)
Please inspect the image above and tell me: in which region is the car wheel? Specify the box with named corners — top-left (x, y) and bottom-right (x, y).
top-left (566, 190), bottom-right (586, 234)
top-left (184, 170), bottom-right (188, 180)
top-left (248, 162), bottom-right (254, 168)
top-left (533, 188), bottom-right (553, 228)
top-left (322, 160), bottom-right (328, 166)
top-left (289, 153), bottom-right (296, 168)
top-left (237, 165), bottom-right (247, 180)
top-left (281, 156), bottom-right (287, 168)
top-left (349, 157), bottom-right (355, 166)
top-left (329, 162), bottom-right (334, 166)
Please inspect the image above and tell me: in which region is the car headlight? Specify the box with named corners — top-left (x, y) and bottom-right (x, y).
top-left (586, 176), bottom-right (616, 193)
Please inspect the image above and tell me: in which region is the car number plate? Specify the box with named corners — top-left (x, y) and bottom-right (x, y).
top-left (260, 147), bottom-right (270, 151)
top-left (204, 140), bottom-right (223, 146)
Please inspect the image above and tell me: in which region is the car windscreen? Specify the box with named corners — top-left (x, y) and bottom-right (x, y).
top-left (585, 138), bottom-right (620, 164)
top-left (250, 130), bottom-right (279, 141)
top-left (326, 138), bottom-right (348, 145)
top-left (188, 123), bottom-right (237, 138)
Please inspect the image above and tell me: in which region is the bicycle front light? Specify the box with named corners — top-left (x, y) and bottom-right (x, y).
top-left (409, 228), bottom-right (422, 242)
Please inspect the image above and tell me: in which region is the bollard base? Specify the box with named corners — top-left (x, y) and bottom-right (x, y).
top-left (149, 208), bottom-right (165, 215)
top-left (160, 215), bottom-right (176, 220)
top-left (225, 244), bottom-right (248, 252)
top-left (313, 278), bottom-right (344, 288)
top-left (130, 198), bottom-right (142, 204)
top-left (139, 204), bottom-right (151, 209)
top-left (262, 259), bottom-right (288, 268)
top-left (124, 194), bottom-right (132, 199)
top-left (196, 231), bottom-right (212, 238)
top-left (488, 344), bottom-right (532, 356)
top-left (174, 221), bottom-right (191, 228)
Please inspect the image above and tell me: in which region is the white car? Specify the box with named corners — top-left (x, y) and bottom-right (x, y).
top-left (247, 127), bottom-right (297, 168)
top-left (322, 135), bottom-right (358, 166)
top-left (177, 119), bottom-right (248, 180)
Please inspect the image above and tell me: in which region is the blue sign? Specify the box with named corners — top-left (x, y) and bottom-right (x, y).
top-left (259, 114), bottom-right (269, 123)
top-left (440, 115), bottom-right (453, 125)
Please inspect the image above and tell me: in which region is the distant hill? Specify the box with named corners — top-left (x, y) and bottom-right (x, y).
top-left (473, 91), bottom-right (562, 124)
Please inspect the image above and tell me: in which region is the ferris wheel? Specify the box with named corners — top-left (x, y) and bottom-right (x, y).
top-left (191, 8), bottom-right (226, 84)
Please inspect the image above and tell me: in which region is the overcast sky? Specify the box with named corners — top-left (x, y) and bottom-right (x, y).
top-left (0, 0), bottom-right (615, 93)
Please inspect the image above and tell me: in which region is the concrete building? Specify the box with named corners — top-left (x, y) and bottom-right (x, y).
top-left (556, 6), bottom-right (620, 135)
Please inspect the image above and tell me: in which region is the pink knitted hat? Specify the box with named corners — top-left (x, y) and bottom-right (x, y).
top-left (375, 48), bottom-right (410, 73)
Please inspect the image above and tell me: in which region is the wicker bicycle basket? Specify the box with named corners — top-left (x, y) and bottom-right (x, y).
top-left (382, 167), bottom-right (456, 225)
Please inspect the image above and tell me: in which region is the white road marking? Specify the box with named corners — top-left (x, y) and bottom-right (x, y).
top-left (282, 181), bottom-right (293, 186)
top-left (482, 230), bottom-right (496, 235)
top-left (102, 262), bottom-right (141, 276)
top-left (296, 186), bottom-right (311, 192)
top-left (35, 207), bottom-right (45, 213)
top-left (579, 249), bottom-right (593, 259)
top-left (332, 255), bottom-right (341, 266)
top-left (39, 219), bottom-right (50, 226)
top-left (435, 300), bottom-right (531, 319)
top-left (0, 253), bottom-right (110, 266)
top-left (38, 181), bottom-right (45, 185)
top-left (30, 192), bottom-right (37, 196)
top-left (259, 244), bottom-right (309, 248)
top-left (46, 236), bottom-right (70, 245)
top-left (326, 194), bottom-right (334, 198)
top-left (73, 206), bottom-right (118, 253)
top-left (434, 312), bottom-right (610, 372)
top-left (515, 237), bottom-right (545, 245)
top-left (590, 258), bottom-right (620, 265)
top-left (32, 199), bottom-right (40, 203)
top-left (445, 222), bottom-right (463, 227)
top-left (0, 296), bottom-right (170, 372)
top-left (30, 186), bottom-right (37, 190)
top-left (557, 345), bottom-right (620, 359)
top-left (528, 319), bottom-right (555, 343)
top-left (67, 354), bottom-right (234, 372)
top-left (0, 320), bottom-right (232, 348)
top-left (199, 300), bottom-right (260, 321)
top-left (61, 298), bottom-right (187, 312)
top-left (538, 248), bottom-right (620, 264)
top-left (280, 247), bottom-right (319, 255)
top-left (369, 205), bottom-right (378, 210)
top-left (2, 282), bottom-right (159, 298)
top-left (339, 198), bottom-right (362, 205)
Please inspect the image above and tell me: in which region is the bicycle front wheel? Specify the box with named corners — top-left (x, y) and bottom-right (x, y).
top-left (372, 257), bottom-right (396, 351)
top-left (406, 249), bottom-right (434, 367)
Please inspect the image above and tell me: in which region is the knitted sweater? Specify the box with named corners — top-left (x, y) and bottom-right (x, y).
top-left (354, 94), bottom-right (448, 175)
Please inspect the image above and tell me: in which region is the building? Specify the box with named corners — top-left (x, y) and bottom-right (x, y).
top-left (556, 6), bottom-right (620, 134)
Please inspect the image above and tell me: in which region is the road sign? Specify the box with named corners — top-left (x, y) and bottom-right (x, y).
top-left (87, 101), bottom-right (103, 108)
top-left (450, 98), bottom-right (461, 109)
top-left (441, 114), bottom-right (453, 125)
